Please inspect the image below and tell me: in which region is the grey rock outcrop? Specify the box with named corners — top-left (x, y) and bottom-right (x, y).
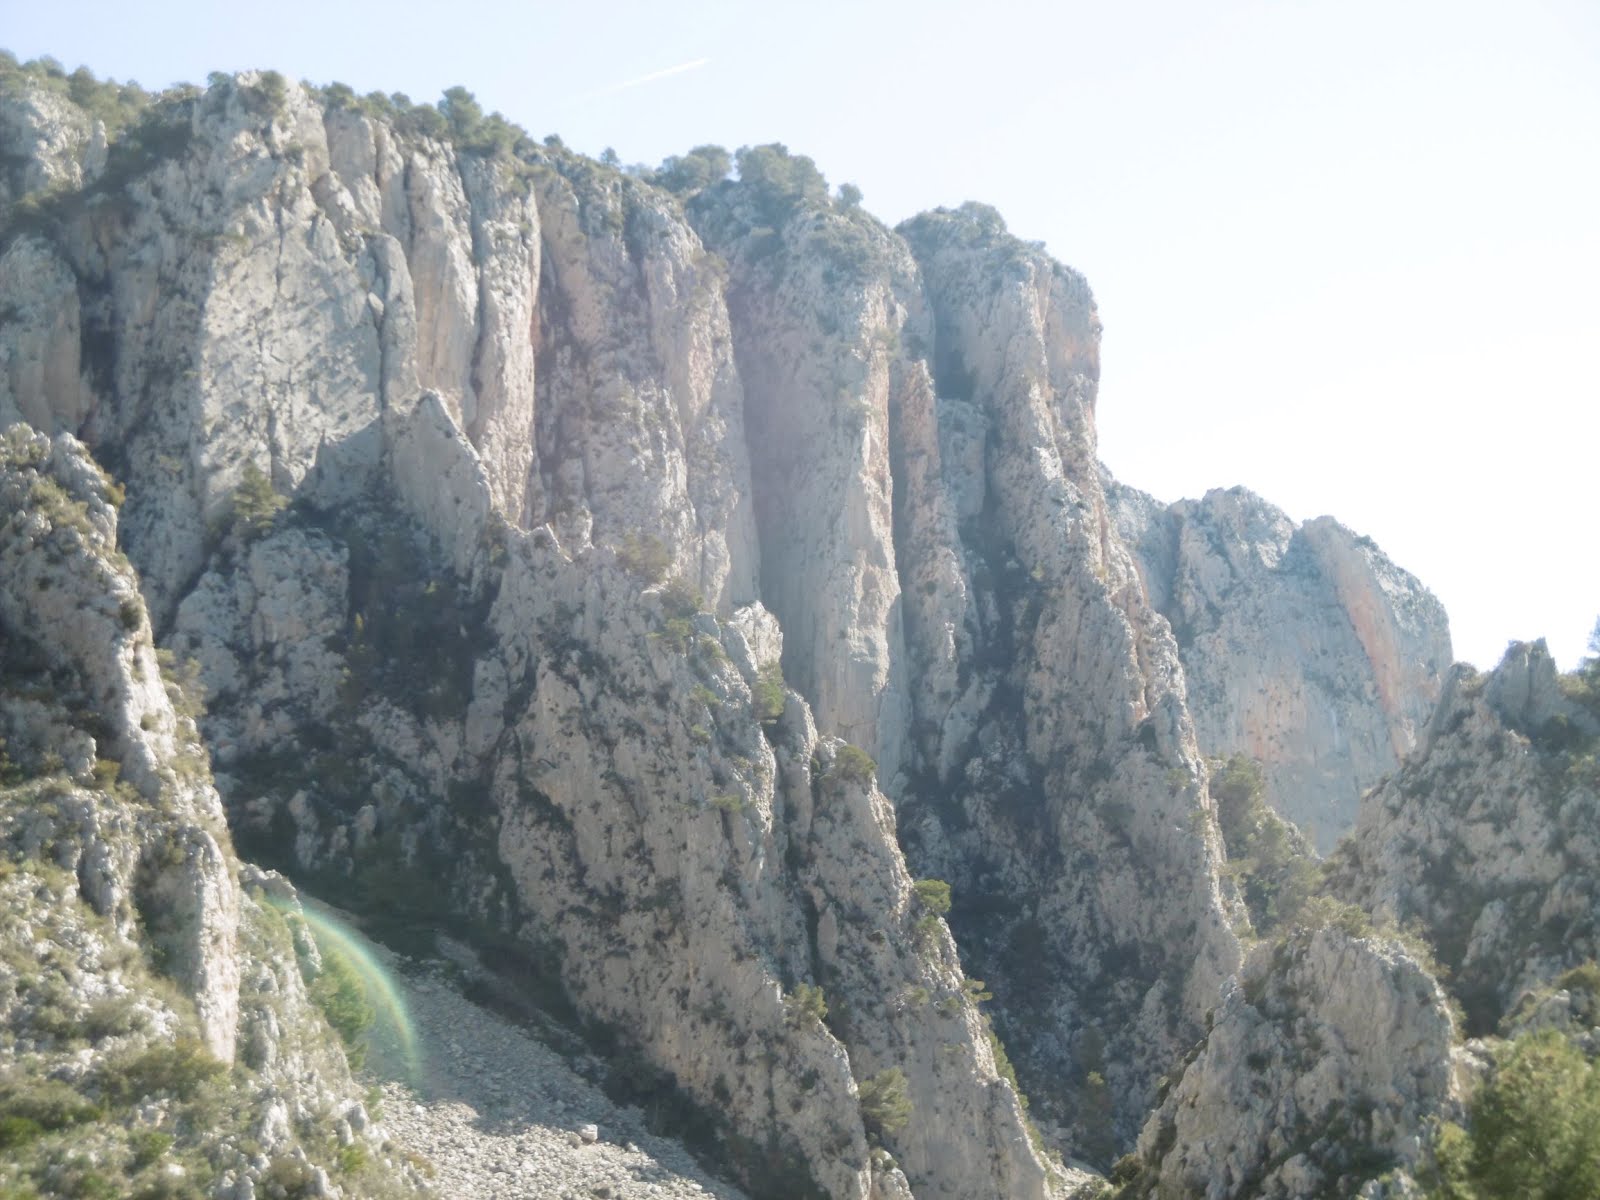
top-left (0, 426), bottom-right (416, 1197)
top-left (1118, 927), bottom-right (1460, 1199)
top-left (1108, 481), bottom-right (1452, 849)
top-left (0, 426), bottom-right (240, 1058)
top-left (0, 69), bottom-right (1060, 1195)
top-left (888, 207), bottom-right (1241, 1146)
top-left (1327, 640), bottom-right (1600, 1031)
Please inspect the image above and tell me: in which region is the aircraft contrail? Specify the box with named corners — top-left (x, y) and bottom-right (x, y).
top-left (567, 58), bottom-right (711, 105)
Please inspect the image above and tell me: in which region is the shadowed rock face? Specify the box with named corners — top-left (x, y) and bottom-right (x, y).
top-left (1108, 480), bottom-right (1452, 850)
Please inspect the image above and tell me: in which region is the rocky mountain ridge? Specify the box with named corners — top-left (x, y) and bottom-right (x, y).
top-left (2, 53), bottom-right (1591, 1200)
top-left (1107, 479), bottom-right (1452, 850)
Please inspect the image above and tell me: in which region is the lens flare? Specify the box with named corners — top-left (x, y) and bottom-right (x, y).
top-left (278, 896), bottom-right (423, 1087)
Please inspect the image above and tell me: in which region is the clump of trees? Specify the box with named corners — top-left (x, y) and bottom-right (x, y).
top-left (1211, 754), bottom-right (1318, 937)
top-left (655, 145), bottom-right (733, 195)
top-left (1428, 1026), bottom-right (1600, 1199)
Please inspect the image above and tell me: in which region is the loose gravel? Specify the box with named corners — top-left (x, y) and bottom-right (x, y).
top-left (351, 925), bottom-right (749, 1200)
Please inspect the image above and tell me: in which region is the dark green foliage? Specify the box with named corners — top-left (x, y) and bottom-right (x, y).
top-left (394, 99), bottom-right (447, 139)
top-left (308, 938), bottom-right (375, 1068)
top-left (912, 878), bottom-right (952, 916)
top-left (97, 1037), bottom-right (225, 1104)
top-left (828, 744), bottom-right (877, 786)
top-left (0, 1078), bottom-right (102, 1146)
top-left (0, 53), bottom-right (150, 139)
top-left (1211, 754), bottom-right (1318, 936)
top-left (1428, 1030), bottom-right (1600, 1199)
top-left (437, 86), bottom-right (520, 158)
top-left (837, 182), bottom-right (863, 210)
top-left (806, 215), bottom-right (880, 281)
top-left (857, 1066), bottom-right (912, 1138)
top-left (617, 534), bottom-right (672, 584)
top-left (755, 661), bottom-right (786, 723)
top-left (226, 463), bottom-right (287, 544)
top-left (128, 1130), bottom-right (173, 1169)
top-left (785, 983), bottom-right (828, 1028)
top-left (655, 145), bottom-right (732, 195)
top-left (735, 143), bottom-right (829, 225)
top-left (659, 577), bottom-right (704, 618)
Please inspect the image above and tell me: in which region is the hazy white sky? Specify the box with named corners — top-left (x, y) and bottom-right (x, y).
top-left (7, 0), bottom-right (1597, 667)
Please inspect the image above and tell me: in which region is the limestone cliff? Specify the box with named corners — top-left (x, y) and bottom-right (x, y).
top-left (0, 55), bottom-right (1498, 1196)
top-left (1108, 480), bottom-right (1451, 850)
top-left (1112, 926), bottom-right (1460, 1199)
top-left (0, 427), bottom-right (414, 1198)
top-left (0, 65), bottom-right (1065, 1197)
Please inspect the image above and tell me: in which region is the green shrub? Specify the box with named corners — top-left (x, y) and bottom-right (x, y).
top-left (858, 1066), bottom-right (912, 1138)
top-left (0, 1113), bottom-right (45, 1148)
top-left (785, 983), bottom-right (828, 1028)
top-left (829, 744), bottom-right (877, 785)
top-left (655, 145), bottom-right (732, 195)
top-left (755, 662), bottom-right (786, 723)
top-left (733, 143), bottom-right (830, 228)
top-left (227, 462), bottom-right (287, 543)
top-left (617, 534), bottom-right (671, 584)
top-left (0, 1077), bottom-right (102, 1138)
top-left (660, 577), bottom-right (704, 618)
top-left (129, 1129), bottom-right (173, 1169)
top-left (98, 1037), bottom-right (225, 1103)
top-left (308, 939), bottom-right (375, 1068)
top-left (1211, 753), bottom-right (1317, 936)
top-left (709, 792), bottom-right (748, 814)
top-left (912, 878), bottom-right (952, 916)
top-left (1429, 1029), bottom-right (1600, 1199)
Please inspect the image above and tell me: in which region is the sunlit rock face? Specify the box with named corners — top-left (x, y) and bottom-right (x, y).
top-left (3, 60), bottom-right (1493, 1196)
top-left (1121, 926), bottom-right (1460, 1200)
top-left (1327, 640), bottom-right (1600, 1033)
top-left (1109, 480), bottom-right (1452, 850)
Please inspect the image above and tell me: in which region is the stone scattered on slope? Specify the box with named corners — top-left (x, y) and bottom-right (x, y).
top-left (354, 934), bottom-right (752, 1200)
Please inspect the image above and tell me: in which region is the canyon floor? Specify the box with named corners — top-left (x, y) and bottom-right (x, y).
top-left (327, 902), bottom-right (750, 1200)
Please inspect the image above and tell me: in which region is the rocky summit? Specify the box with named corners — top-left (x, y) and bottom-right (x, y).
top-left (1, 54), bottom-right (1596, 1200)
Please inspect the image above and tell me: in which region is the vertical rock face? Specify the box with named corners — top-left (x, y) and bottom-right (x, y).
top-left (893, 207), bottom-right (1241, 1145)
top-left (1327, 641), bottom-right (1600, 1032)
top-left (529, 154), bottom-right (759, 613)
top-left (688, 188), bottom-right (913, 779)
top-left (1108, 481), bottom-right (1452, 849)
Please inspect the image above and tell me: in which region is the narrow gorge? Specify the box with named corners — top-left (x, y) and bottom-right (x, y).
top-left (1, 57), bottom-right (1595, 1200)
